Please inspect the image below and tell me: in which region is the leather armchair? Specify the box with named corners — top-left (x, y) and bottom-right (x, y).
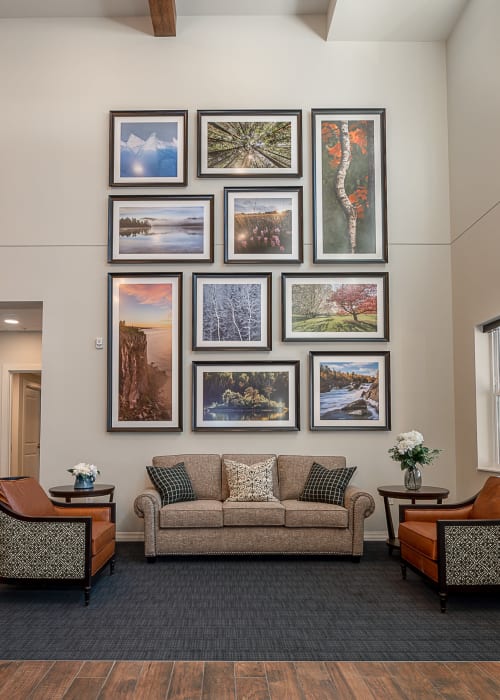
top-left (398, 476), bottom-right (500, 612)
top-left (0, 477), bottom-right (115, 605)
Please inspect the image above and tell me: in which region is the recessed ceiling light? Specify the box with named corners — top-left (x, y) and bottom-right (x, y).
top-left (4, 318), bottom-right (19, 325)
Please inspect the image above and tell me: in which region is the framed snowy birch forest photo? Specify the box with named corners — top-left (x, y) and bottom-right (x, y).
top-left (312, 109), bottom-right (387, 263)
top-left (192, 273), bottom-right (271, 350)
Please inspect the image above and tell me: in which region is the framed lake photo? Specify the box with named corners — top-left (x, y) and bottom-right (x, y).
top-left (192, 273), bottom-right (272, 351)
top-left (107, 273), bottom-right (182, 432)
top-left (198, 110), bottom-right (302, 177)
top-left (224, 187), bottom-right (303, 263)
top-left (312, 108), bottom-right (387, 263)
top-left (282, 272), bottom-right (389, 341)
top-left (108, 195), bottom-right (214, 263)
top-left (109, 110), bottom-right (187, 186)
top-left (193, 361), bottom-right (300, 431)
top-left (310, 351), bottom-right (390, 431)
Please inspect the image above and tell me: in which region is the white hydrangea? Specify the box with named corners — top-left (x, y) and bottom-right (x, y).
top-left (69, 462), bottom-right (100, 478)
top-left (395, 431), bottom-right (424, 454)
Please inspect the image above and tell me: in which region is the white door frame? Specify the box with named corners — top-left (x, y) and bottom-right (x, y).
top-left (0, 364), bottom-right (42, 476)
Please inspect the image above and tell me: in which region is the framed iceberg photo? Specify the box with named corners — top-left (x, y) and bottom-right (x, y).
top-left (107, 273), bottom-right (182, 432)
top-left (108, 195), bottom-right (214, 263)
top-left (193, 361), bottom-right (300, 431)
top-left (310, 351), bottom-right (390, 430)
top-left (109, 110), bottom-right (187, 186)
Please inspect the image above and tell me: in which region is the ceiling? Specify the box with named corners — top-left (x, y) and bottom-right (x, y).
top-left (0, 0), bottom-right (469, 41)
top-left (0, 302), bottom-right (43, 333)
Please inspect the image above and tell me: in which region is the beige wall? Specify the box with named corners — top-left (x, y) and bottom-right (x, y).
top-left (0, 15), bottom-right (456, 535)
top-left (447, 0), bottom-right (500, 497)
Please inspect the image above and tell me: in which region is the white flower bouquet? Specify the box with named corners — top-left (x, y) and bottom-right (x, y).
top-left (67, 462), bottom-right (100, 482)
top-left (388, 431), bottom-right (441, 471)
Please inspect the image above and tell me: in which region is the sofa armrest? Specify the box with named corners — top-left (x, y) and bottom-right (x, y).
top-left (134, 489), bottom-right (161, 557)
top-left (344, 486), bottom-right (375, 556)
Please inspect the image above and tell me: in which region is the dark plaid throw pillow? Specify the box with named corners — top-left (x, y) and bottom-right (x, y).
top-left (146, 463), bottom-right (197, 506)
top-left (299, 463), bottom-right (357, 506)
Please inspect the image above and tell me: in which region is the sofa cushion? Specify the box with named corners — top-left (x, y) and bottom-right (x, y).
top-left (147, 463), bottom-right (197, 506)
top-left (282, 500), bottom-right (348, 528)
top-left (160, 500), bottom-right (223, 528)
top-left (471, 476), bottom-right (500, 519)
top-left (152, 454), bottom-right (222, 500)
top-left (278, 455), bottom-right (347, 500)
top-left (221, 454), bottom-right (278, 500)
top-left (223, 501), bottom-right (285, 526)
top-left (224, 458), bottom-right (278, 502)
top-left (0, 477), bottom-right (56, 517)
top-left (299, 463), bottom-right (356, 506)
top-left (398, 521), bottom-right (438, 560)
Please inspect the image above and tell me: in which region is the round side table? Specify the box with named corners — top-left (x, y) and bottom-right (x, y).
top-left (377, 484), bottom-right (449, 555)
top-left (49, 483), bottom-right (115, 503)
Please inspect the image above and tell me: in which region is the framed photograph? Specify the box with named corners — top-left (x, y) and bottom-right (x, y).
top-left (312, 108), bottom-right (387, 263)
top-left (197, 110), bottom-right (302, 177)
top-left (192, 273), bottom-right (272, 351)
top-left (108, 195), bottom-right (214, 263)
top-left (109, 110), bottom-right (187, 186)
top-left (310, 351), bottom-right (390, 431)
top-left (282, 272), bottom-right (389, 341)
top-left (193, 361), bottom-right (300, 431)
top-left (107, 273), bottom-right (182, 432)
top-left (224, 187), bottom-right (303, 263)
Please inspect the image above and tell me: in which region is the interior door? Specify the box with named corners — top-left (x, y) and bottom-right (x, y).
top-left (19, 374), bottom-right (41, 479)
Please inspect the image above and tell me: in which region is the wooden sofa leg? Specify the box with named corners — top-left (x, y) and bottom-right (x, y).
top-left (351, 555), bottom-right (361, 563)
top-left (147, 556), bottom-right (157, 564)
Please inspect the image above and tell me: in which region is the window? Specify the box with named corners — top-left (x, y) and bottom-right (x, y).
top-left (475, 322), bottom-right (500, 472)
top-left (490, 327), bottom-right (500, 467)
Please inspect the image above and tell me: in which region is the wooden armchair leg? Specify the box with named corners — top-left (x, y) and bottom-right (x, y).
top-left (110, 557), bottom-right (115, 575)
top-left (84, 588), bottom-right (90, 606)
top-left (400, 561), bottom-right (407, 580)
top-left (439, 592), bottom-right (447, 613)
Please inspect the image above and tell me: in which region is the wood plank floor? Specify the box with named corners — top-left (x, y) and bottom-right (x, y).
top-left (0, 661), bottom-right (499, 699)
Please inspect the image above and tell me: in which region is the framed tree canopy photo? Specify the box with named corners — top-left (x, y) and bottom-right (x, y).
top-left (312, 108), bottom-right (387, 263)
top-left (310, 351), bottom-right (390, 431)
top-left (192, 273), bottom-right (272, 351)
top-left (107, 273), bottom-right (182, 432)
top-left (193, 361), bottom-right (300, 431)
top-left (198, 110), bottom-right (302, 177)
top-left (282, 272), bottom-right (389, 341)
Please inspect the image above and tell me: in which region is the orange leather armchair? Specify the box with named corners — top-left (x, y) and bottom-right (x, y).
top-left (398, 476), bottom-right (500, 612)
top-left (0, 476), bottom-right (115, 605)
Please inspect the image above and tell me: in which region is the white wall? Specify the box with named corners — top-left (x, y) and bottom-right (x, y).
top-left (447, 0), bottom-right (500, 496)
top-left (0, 15), bottom-right (456, 535)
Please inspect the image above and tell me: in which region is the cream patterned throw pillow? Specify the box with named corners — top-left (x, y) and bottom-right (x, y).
top-left (224, 458), bottom-right (278, 502)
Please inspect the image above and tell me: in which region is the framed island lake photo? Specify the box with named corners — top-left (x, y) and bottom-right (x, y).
top-left (192, 273), bottom-right (271, 351)
top-left (312, 108), bottom-right (387, 263)
top-left (107, 273), bottom-right (182, 432)
top-left (310, 351), bottom-right (390, 430)
top-left (198, 110), bottom-right (302, 177)
top-left (108, 195), bottom-right (214, 263)
top-left (282, 272), bottom-right (389, 341)
top-left (193, 361), bottom-right (300, 431)
top-left (109, 110), bottom-right (187, 186)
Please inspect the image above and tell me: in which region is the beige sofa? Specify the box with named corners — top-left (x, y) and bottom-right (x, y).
top-left (134, 454), bottom-right (375, 561)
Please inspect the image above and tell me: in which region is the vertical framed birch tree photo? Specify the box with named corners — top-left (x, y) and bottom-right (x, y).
top-left (312, 108), bottom-right (387, 263)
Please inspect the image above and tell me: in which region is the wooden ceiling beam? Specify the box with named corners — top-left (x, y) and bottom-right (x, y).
top-left (148, 0), bottom-right (176, 37)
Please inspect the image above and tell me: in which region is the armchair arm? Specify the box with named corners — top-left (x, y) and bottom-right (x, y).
top-left (437, 519), bottom-right (500, 587)
top-left (53, 501), bottom-right (116, 523)
top-left (400, 504), bottom-right (473, 523)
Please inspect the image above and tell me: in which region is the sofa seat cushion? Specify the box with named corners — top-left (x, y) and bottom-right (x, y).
top-left (398, 521), bottom-right (438, 560)
top-left (91, 521), bottom-right (116, 556)
top-left (159, 500), bottom-right (223, 528)
top-left (222, 501), bottom-right (285, 527)
top-left (282, 500), bottom-right (348, 528)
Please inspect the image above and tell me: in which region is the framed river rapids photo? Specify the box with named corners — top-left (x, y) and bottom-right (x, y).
top-left (309, 351), bottom-right (390, 430)
top-left (107, 273), bottom-right (182, 432)
top-left (192, 361), bottom-right (300, 431)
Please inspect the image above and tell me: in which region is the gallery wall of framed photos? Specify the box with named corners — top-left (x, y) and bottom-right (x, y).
top-left (107, 107), bottom-right (390, 434)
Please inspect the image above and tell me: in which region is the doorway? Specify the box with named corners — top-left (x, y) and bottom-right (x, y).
top-left (10, 372), bottom-right (42, 479)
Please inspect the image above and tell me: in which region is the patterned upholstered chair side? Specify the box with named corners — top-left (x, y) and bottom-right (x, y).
top-left (398, 476), bottom-right (500, 612)
top-left (0, 478), bottom-right (115, 605)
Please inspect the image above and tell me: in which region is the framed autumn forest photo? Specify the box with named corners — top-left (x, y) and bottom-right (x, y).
top-left (107, 273), bottom-right (182, 432)
top-left (197, 110), bottom-right (302, 177)
top-left (192, 273), bottom-right (272, 351)
top-left (108, 195), bottom-right (214, 263)
top-left (109, 110), bottom-right (187, 187)
top-left (193, 361), bottom-right (300, 431)
top-left (282, 272), bottom-right (389, 341)
top-left (310, 351), bottom-right (391, 431)
top-left (312, 108), bottom-right (387, 263)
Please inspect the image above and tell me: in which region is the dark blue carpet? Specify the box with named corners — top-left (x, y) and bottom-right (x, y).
top-left (1, 542), bottom-right (499, 660)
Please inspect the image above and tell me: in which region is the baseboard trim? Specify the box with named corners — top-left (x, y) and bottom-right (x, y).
top-left (117, 531), bottom-right (387, 543)
top-left (364, 531), bottom-right (387, 541)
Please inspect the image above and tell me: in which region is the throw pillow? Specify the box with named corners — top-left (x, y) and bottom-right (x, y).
top-left (224, 458), bottom-right (278, 502)
top-left (299, 463), bottom-right (357, 506)
top-left (146, 463), bottom-right (197, 506)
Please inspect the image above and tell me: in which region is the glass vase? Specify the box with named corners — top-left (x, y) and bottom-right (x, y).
top-left (74, 475), bottom-right (94, 490)
top-left (404, 466), bottom-right (422, 491)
